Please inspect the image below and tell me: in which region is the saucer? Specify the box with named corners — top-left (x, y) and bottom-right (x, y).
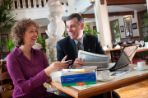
top-left (97, 76), bottom-right (114, 82)
top-left (134, 66), bottom-right (148, 71)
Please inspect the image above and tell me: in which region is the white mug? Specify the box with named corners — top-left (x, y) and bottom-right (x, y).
top-left (145, 42), bottom-right (148, 48)
top-left (136, 61), bottom-right (146, 70)
top-left (97, 70), bottom-right (110, 81)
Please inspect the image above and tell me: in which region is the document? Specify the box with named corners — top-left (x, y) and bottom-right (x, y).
top-left (78, 50), bottom-right (110, 68)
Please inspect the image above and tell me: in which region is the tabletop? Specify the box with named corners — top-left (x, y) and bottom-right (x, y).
top-left (51, 64), bottom-right (148, 98)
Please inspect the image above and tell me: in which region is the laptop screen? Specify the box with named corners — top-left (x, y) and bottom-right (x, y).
top-left (110, 45), bottom-right (138, 71)
top-left (110, 51), bottom-right (130, 71)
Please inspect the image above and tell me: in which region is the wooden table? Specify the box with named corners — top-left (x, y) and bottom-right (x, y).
top-left (136, 47), bottom-right (148, 53)
top-left (104, 47), bottom-right (148, 53)
top-left (51, 65), bottom-right (148, 98)
top-left (104, 47), bottom-right (148, 54)
top-left (104, 47), bottom-right (148, 62)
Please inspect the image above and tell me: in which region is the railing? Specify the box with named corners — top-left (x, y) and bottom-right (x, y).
top-left (12, 0), bottom-right (48, 9)
top-left (11, 0), bottom-right (70, 20)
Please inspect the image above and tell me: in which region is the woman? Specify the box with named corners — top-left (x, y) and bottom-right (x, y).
top-left (6, 19), bottom-right (69, 98)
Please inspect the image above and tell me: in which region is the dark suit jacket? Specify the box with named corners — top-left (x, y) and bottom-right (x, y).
top-left (56, 35), bottom-right (104, 61)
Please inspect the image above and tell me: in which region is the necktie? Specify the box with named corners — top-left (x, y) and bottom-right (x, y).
top-left (77, 41), bottom-right (82, 50)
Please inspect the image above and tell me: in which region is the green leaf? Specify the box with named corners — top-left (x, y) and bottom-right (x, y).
top-left (84, 23), bottom-right (99, 36)
top-left (0, 0), bottom-right (15, 34)
top-left (37, 34), bottom-right (46, 52)
top-left (6, 39), bottom-right (14, 51)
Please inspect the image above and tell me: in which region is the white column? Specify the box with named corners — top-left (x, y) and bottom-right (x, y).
top-left (28, 0), bottom-right (31, 8)
top-left (146, 0), bottom-right (148, 11)
top-left (43, 0), bottom-right (46, 7)
top-left (33, 0), bottom-right (37, 8)
top-left (22, 0), bottom-right (26, 8)
top-left (38, 0), bottom-right (42, 7)
top-left (12, 0), bottom-right (15, 9)
top-left (17, 0), bottom-right (21, 9)
top-left (94, 0), bottom-right (112, 48)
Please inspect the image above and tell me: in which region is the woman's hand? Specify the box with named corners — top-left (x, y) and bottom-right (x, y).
top-left (44, 56), bottom-right (69, 76)
top-left (73, 58), bottom-right (84, 68)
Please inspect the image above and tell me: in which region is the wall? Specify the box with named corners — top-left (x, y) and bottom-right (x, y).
top-left (109, 10), bottom-right (140, 39)
top-left (39, 26), bottom-right (47, 34)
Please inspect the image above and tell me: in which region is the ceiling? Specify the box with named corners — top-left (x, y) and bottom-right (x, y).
top-left (35, 0), bottom-right (147, 26)
top-left (84, 4), bottom-right (146, 14)
top-left (60, 0), bottom-right (147, 16)
top-left (108, 4), bottom-right (146, 12)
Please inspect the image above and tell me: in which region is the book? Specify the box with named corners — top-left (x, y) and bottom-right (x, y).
top-left (61, 72), bottom-right (96, 86)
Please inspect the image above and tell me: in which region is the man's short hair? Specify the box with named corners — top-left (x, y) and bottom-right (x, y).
top-left (65, 13), bottom-right (84, 22)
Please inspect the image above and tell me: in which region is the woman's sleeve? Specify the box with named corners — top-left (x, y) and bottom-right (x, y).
top-left (6, 53), bottom-right (49, 95)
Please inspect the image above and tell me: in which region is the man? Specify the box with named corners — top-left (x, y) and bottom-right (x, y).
top-left (56, 13), bottom-right (104, 66)
top-left (56, 13), bottom-right (120, 98)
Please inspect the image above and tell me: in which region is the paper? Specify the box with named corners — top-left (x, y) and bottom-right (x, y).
top-left (61, 68), bottom-right (96, 75)
top-left (62, 69), bottom-right (86, 75)
top-left (78, 50), bottom-right (110, 68)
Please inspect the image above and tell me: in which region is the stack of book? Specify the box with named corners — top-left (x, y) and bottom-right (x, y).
top-left (60, 69), bottom-right (96, 86)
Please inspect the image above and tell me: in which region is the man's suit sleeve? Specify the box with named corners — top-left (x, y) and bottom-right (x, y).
top-left (95, 37), bottom-right (105, 54)
top-left (56, 41), bottom-right (65, 61)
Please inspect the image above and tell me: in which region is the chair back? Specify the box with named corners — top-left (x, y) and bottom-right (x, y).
top-left (0, 60), bottom-right (13, 98)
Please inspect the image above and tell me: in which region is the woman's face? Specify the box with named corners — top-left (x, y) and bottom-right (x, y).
top-left (23, 25), bottom-right (38, 47)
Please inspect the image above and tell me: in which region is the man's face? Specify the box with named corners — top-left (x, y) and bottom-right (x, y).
top-left (66, 18), bottom-right (84, 40)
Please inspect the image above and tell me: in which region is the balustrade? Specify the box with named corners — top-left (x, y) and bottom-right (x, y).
top-left (12, 0), bottom-right (48, 9)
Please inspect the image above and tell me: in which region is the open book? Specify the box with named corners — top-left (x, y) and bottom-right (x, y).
top-left (78, 50), bottom-right (110, 68)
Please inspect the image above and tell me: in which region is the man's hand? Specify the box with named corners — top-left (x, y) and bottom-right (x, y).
top-left (44, 56), bottom-right (70, 76)
top-left (73, 58), bottom-right (84, 68)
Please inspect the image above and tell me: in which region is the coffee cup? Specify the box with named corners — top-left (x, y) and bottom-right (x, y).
top-left (136, 61), bottom-right (146, 70)
top-left (145, 42), bottom-right (148, 48)
top-left (97, 70), bottom-right (110, 81)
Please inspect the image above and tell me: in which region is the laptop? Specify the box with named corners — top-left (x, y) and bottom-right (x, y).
top-left (109, 45), bottom-right (138, 72)
top-left (109, 51), bottom-right (130, 71)
top-left (78, 45), bottom-right (138, 71)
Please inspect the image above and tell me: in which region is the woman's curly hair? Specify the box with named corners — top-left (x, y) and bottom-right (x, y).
top-left (10, 19), bottom-right (39, 47)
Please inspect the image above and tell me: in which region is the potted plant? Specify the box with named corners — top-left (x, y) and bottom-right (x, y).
top-left (84, 23), bottom-right (99, 36)
top-left (6, 38), bottom-right (14, 51)
top-left (0, 0), bottom-right (15, 56)
top-left (0, 0), bottom-right (15, 34)
top-left (37, 34), bottom-right (46, 52)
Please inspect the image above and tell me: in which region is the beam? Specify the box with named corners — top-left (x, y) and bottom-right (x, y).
top-left (82, 11), bottom-right (134, 18)
top-left (107, 0), bottom-right (146, 5)
top-left (100, 0), bottom-right (104, 4)
top-left (81, 4), bottom-right (93, 14)
top-left (109, 11), bottom-right (134, 17)
top-left (81, 14), bottom-right (95, 18)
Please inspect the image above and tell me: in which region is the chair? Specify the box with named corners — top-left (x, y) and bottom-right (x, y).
top-left (123, 45), bottom-right (138, 62)
top-left (0, 59), bottom-right (13, 98)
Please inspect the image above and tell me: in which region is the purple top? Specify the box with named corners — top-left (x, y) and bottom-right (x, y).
top-left (6, 47), bottom-right (50, 98)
